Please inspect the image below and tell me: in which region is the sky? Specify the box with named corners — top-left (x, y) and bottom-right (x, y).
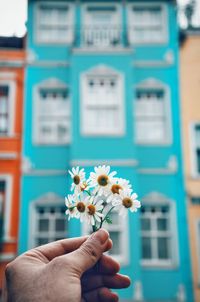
top-left (0, 0), bottom-right (199, 37)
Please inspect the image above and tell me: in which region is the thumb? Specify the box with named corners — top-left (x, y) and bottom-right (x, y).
top-left (67, 229), bottom-right (110, 275)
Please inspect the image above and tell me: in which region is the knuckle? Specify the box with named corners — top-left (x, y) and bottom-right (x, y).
top-left (81, 241), bottom-right (99, 260)
top-left (5, 262), bottom-right (16, 280)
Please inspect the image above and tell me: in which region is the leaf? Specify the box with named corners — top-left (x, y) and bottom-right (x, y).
top-left (105, 216), bottom-right (112, 224)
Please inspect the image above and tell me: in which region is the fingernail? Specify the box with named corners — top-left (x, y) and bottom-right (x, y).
top-left (92, 229), bottom-right (109, 244)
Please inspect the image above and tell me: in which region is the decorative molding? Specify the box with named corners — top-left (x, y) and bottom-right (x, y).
top-left (0, 72), bottom-right (16, 80)
top-left (133, 281), bottom-right (143, 301)
top-left (33, 192), bottom-right (64, 206)
top-left (141, 191), bottom-right (172, 204)
top-left (22, 169), bottom-right (67, 176)
top-left (138, 156), bottom-right (178, 175)
top-left (176, 284), bottom-right (186, 302)
top-left (35, 78), bottom-right (68, 89)
top-left (135, 77), bottom-right (168, 89)
top-left (27, 60), bottom-right (70, 68)
top-left (134, 49), bottom-right (174, 68)
top-left (73, 48), bottom-right (133, 55)
top-left (70, 159), bottom-right (138, 167)
top-left (0, 152), bottom-right (18, 160)
top-left (0, 60), bottom-right (24, 68)
top-left (83, 64), bottom-right (122, 77)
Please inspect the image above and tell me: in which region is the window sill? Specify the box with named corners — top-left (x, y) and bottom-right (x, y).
top-left (136, 141), bottom-right (172, 147)
top-left (73, 47), bottom-right (133, 55)
top-left (141, 261), bottom-right (178, 270)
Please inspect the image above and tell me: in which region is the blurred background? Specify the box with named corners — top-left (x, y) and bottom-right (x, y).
top-left (0, 0), bottom-right (200, 301)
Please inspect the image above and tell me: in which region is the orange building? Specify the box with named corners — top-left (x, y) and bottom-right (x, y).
top-left (180, 29), bottom-right (200, 302)
top-left (0, 37), bottom-right (24, 291)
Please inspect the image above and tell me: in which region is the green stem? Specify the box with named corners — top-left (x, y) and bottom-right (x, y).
top-left (100, 206), bottom-right (115, 228)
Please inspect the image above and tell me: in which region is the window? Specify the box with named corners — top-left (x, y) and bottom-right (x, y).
top-left (0, 181), bottom-right (6, 239)
top-left (36, 2), bottom-right (74, 44)
top-left (191, 124), bottom-right (200, 176)
top-left (81, 65), bottom-right (125, 136)
top-left (82, 210), bottom-right (128, 265)
top-left (127, 4), bottom-right (167, 44)
top-left (135, 80), bottom-right (171, 144)
top-left (141, 204), bottom-right (174, 266)
top-left (34, 80), bottom-right (70, 145)
top-left (0, 82), bottom-right (15, 136)
top-left (82, 3), bottom-right (121, 48)
top-left (0, 176), bottom-right (12, 241)
top-left (33, 205), bottom-right (67, 247)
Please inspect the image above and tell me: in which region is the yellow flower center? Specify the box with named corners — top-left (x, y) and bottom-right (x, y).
top-left (111, 184), bottom-right (122, 194)
top-left (80, 182), bottom-right (87, 191)
top-left (77, 202), bottom-right (85, 213)
top-left (122, 197), bottom-right (132, 209)
top-left (74, 175), bottom-right (81, 185)
top-left (97, 174), bottom-right (109, 187)
top-left (87, 204), bottom-right (96, 216)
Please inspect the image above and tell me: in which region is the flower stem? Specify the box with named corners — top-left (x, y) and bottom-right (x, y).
top-left (100, 206), bottom-right (115, 228)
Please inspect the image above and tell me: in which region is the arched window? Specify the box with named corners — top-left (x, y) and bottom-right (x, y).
top-left (81, 65), bottom-right (125, 136)
top-left (29, 193), bottom-right (68, 248)
top-left (140, 192), bottom-right (178, 267)
top-left (134, 78), bottom-right (172, 144)
top-left (33, 78), bottom-right (71, 145)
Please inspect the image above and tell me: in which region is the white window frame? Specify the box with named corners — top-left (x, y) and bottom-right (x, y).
top-left (82, 210), bottom-right (129, 266)
top-left (33, 78), bottom-right (71, 145)
top-left (127, 2), bottom-right (168, 45)
top-left (196, 219), bottom-right (200, 285)
top-left (0, 78), bottom-right (16, 137)
top-left (140, 192), bottom-right (179, 268)
top-left (34, 1), bottom-right (75, 45)
top-left (81, 2), bottom-right (122, 48)
top-left (80, 65), bottom-right (125, 136)
top-left (29, 192), bottom-right (68, 249)
top-left (0, 175), bottom-right (12, 241)
top-left (190, 122), bottom-right (200, 178)
top-left (134, 78), bottom-right (172, 146)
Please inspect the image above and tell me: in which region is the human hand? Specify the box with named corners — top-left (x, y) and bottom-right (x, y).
top-left (3, 229), bottom-right (130, 302)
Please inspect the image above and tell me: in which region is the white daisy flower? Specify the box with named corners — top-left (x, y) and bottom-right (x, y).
top-left (89, 165), bottom-right (117, 196)
top-left (112, 190), bottom-right (141, 217)
top-left (85, 197), bottom-right (104, 226)
top-left (69, 167), bottom-right (86, 193)
top-left (107, 178), bottom-right (133, 203)
top-left (75, 196), bottom-right (91, 222)
top-left (65, 195), bottom-right (78, 221)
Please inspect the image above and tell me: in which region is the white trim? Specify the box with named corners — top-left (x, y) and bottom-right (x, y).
top-left (140, 192), bottom-right (179, 268)
top-left (34, 1), bottom-right (75, 45)
top-left (0, 174), bottom-right (12, 240)
top-left (138, 155), bottom-right (178, 175)
top-left (0, 72), bottom-right (16, 80)
top-left (72, 48), bottom-right (132, 54)
top-left (0, 152), bottom-right (18, 160)
top-left (29, 192), bottom-right (67, 249)
top-left (134, 78), bottom-right (172, 145)
top-left (80, 64), bottom-right (125, 136)
top-left (127, 2), bottom-right (168, 45)
top-left (32, 78), bottom-right (71, 145)
top-left (196, 219), bottom-right (200, 286)
top-left (190, 122), bottom-right (200, 178)
top-left (0, 253), bottom-right (16, 262)
top-left (23, 169), bottom-right (67, 176)
top-left (0, 77), bottom-right (16, 136)
top-left (70, 159), bottom-right (138, 167)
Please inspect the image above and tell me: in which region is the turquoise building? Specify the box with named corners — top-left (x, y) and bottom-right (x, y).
top-left (19, 0), bottom-right (194, 301)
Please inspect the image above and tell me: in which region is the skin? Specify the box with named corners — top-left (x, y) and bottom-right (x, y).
top-left (3, 229), bottom-right (130, 302)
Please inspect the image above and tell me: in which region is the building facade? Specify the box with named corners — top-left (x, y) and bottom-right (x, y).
top-left (180, 29), bottom-right (200, 302)
top-left (0, 37), bottom-right (24, 289)
top-left (19, 1), bottom-right (193, 300)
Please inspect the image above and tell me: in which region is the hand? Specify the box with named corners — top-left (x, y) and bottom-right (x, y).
top-left (3, 229), bottom-right (130, 302)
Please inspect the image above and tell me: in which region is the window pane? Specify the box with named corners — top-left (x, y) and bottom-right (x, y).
top-left (141, 218), bottom-right (151, 231)
top-left (37, 238), bottom-right (49, 246)
top-left (157, 218), bottom-right (168, 231)
top-left (55, 219), bottom-right (66, 232)
top-left (196, 149), bottom-right (200, 174)
top-left (39, 219), bottom-right (49, 232)
top-left (109, 231), bottom-right (120, 255)
top-left (157, 237), bottom-right (170, 259)
top-left (141, 237), bottom-right (152, 259)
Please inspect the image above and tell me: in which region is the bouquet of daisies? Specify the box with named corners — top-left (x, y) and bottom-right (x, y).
top-left (65, 165), bottom-right (141, 232)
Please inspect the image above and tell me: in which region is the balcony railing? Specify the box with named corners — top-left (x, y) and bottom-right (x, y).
top-left (79, 25), bottom-right (124, 48)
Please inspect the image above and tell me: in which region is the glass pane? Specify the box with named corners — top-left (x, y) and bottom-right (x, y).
top-left (55, 219), bottom-right (66, 232)
top-left (157, 218), bottom-right (168, 231)
top-left (157, 237), bottom-right (170, 259)
top-left (37, 238), bottom-right (49, 246)
top-left (142, 237), bottom-right (152, 259)
top-left (38, 219), bottom-right (49, 232)
top-left (109, 231), bottom-right (120, 255)
top-left (197, 149), bottom-right (200, 173)
top-left (141, 218), bottom-right (151, 231)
